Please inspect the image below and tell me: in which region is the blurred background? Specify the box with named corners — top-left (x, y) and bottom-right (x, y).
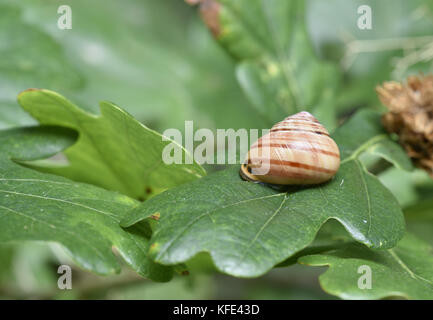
top-left (0, 0), bottom-right (433, 299)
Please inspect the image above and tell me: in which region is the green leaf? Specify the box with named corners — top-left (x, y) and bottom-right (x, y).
top-left (0, 126), bottom-right (172, 281)
top-left (299, 233), bottom-right (433, 299)
top-left (18, 89), bottom-right (205, 200)
top-left (366, 139), bottom-right (414, 172)
top-left (122, 110), bottom-right (408, 277)
top-left (333, 109), bottom-right (413, 171)
top-left (214, 0), bottom-right (341, 128)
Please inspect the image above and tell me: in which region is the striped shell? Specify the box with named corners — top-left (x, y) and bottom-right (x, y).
top-left (240, 111), bottom-right (340, 185)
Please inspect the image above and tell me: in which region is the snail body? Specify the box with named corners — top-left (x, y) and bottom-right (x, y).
top-left (240, 111), bottom-right (340, 185)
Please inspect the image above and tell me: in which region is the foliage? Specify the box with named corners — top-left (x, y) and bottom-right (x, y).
top-left (1, 0), bottom-right (433, 300)
top-left (121, 110), bottom-right (410, 277)
top-left (18, 89), bottom-right (205, 200)
top-left (216, 0), bottom-right (341, 129)
top-left (0, 126), bottom-right (172, 281)
top-left (300, 233), bottom-right (433, 299)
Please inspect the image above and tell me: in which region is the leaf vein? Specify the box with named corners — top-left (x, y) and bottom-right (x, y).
top-left (0, 189), bottom-right (118, 220)
top-left (156, 193), bottom-right (285, 260)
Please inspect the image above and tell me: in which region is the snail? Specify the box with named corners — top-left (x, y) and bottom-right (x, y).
top-left (240, 111), bottom-right (340, 185)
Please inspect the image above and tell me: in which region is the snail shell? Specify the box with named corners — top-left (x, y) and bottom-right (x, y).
top-left (240, 111), bottom-right (340, 185)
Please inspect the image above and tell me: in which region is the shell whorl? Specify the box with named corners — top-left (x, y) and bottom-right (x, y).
top-left (240, 111), bottom-right (340, 185)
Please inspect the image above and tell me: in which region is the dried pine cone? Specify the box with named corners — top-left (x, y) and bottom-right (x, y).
top-left (377, 75), bottom-right (433, 177)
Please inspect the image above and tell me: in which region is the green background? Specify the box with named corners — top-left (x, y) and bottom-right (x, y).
top-left (1, 0), bottom-right (433, 299)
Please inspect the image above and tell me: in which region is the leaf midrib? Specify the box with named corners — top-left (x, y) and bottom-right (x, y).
top-left (0, 204), bottom-right (108, 261)
top-left (0, 189), bottom-right (119, 220)
top-left (388, 249), bottom-right (433, 287)
top-left (341, 134), bottom-right (388, 164)
top-left (155, 192), bottom-right (285, 260)
top-left (239, 193), bottom-right (289, 262)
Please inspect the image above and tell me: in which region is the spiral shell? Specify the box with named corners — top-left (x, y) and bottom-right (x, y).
top-left (240, 111), bottom-right (340, 185)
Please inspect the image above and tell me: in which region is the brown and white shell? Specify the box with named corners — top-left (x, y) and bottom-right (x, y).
top-left (240, 111), bottom-right (340, 185)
